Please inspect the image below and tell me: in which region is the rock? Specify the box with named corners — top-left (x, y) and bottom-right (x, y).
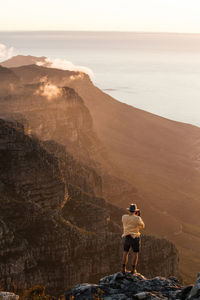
top-left (132, 292), bottom-right (163, 299)
top-left (0, 292), bottom-right (19, 300)
top-left (186, 273), bottom-right (200, 299)
top-left (180, 285), bottom-right (193, 300)
top-left (133, 292), bottom-right (149, 299)
top-left (65, 272), bottom-right (183, 300)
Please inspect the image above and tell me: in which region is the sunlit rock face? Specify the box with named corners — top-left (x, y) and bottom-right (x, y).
top-left (0, 64), bottom-right (99, 169)
top-left (0, 119), bottom-right (179, 296)
top-left (0, 82), bottom-right (98, 164)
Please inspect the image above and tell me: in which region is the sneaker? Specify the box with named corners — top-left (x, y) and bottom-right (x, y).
top-left (130, 269), bottom-right (137, 274)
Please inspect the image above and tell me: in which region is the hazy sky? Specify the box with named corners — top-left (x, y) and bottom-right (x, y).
top-left (1, 0), bottom-right (200, 33)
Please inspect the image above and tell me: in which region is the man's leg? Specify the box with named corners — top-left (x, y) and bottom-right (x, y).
top-left (122, 251), bottom-right (129, 273)
top-left (131, 252), bottom-right (138, 273)
top-left (131, 237), bottom-right (140, 274)
top-left (122, 236), bottom-right (131, 273)
top-left (122, 251), bottom-right (129, 265)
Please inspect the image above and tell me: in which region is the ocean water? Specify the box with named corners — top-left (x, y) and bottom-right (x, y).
top-left (0, 31), bottom-right (200, 127)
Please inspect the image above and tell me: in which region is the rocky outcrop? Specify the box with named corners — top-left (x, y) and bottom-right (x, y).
top-left (65, 271), bottom-right (196, 300)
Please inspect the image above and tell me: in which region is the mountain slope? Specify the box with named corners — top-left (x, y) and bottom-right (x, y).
top-left (69, 73), bottom-right (200, 284)
top-left (0, 118), bottom-right (179, 296)
top-left (8, 61), bottom-right (200, 229)
top-left (1, 56), bottom-right (199, 282)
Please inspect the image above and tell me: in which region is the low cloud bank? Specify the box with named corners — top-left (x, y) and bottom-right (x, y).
top-left (37, 57), bottom-right (94, 79)
top-left (0, 44), bottom-right (94, 80)
top-left (0, 44), bottom-right (15, 61)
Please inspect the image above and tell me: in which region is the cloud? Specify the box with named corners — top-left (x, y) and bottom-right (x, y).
top-left (0, 44), bottom-right (15, 61)
top-left (35, 80), bottom-right (62, 101)
top-left (37, 57), bottom-right (94, 80)
top-left (0, 44), bottom-right (94, 80)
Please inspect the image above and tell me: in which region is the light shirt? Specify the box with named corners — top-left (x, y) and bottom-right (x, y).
top-left (122, 214), bottom-right (145, 238)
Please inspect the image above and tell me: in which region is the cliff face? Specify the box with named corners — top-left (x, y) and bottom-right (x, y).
top-left (0, 118), bottom-right (119, 295)
top-left (0, 83), bottom-right (98, 164)
top-left (0, 119), bottom-right (179, 296)
top-left (0, 65), bottom-right (136, 214)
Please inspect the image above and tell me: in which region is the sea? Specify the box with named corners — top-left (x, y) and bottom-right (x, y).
top-left (0, 31), bottom-right (200, 127)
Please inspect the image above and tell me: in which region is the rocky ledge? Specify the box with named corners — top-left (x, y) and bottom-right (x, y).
top-left (65, 272), bottom-right (200, 300)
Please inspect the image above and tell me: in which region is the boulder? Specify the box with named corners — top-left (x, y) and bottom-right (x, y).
top-left (186, 273), bottom-right (200, 300)
top-left (0, 292), bottom-right (19, 300)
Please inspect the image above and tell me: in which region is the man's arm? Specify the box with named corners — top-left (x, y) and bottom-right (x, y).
top-left (122, 215), bottom-right (124, 227)
top-left (138, 216), bottom-right (145, 228)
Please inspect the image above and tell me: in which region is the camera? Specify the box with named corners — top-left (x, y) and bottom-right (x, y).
top-left (135, 210), bottom-right (141, 216)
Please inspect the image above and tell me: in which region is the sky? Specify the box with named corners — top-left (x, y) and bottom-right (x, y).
top-left (1, 0), bottom-right (200, 33)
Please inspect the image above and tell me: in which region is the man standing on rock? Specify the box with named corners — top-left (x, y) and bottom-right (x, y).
top-left (122, 203), bottom-right (145, 274)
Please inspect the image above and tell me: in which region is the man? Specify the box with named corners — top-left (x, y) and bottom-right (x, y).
top-left (122, 203), bottom-right (145, 274)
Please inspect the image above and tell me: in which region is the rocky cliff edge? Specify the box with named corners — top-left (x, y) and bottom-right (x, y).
top-left (65, 271), bottom-right (200, 300)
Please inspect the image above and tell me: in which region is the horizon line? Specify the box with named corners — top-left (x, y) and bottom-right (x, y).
top-left (1, 30), bottom-right (200, 35)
